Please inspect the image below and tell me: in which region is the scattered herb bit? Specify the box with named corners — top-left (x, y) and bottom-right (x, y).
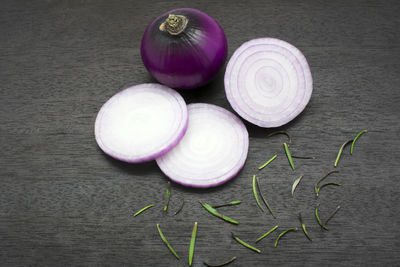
top-left (317, 182), bottom-right (342, 195)
top-left (133, 204), bottom-right (154, 217)
top-left (189, 222), bottom-right (197, 266)
top-left (231, 232), bottom-right (260, 253)
top-left (268, 130), bottom-right (292, 144)
top-left (164, 182), bottom-right (171, 211)
top-left (258, 154), bottom-right (277, 170)
top-left (255, 176), bottom-right (276, 218)
top-left (203, 256), bottom-right (237, 267)
top-left (325, 205), bottom-right (341, 225)
top-left (315, 204), bottom-right (328, 230)
top-left (274, 228), bottom-right (298, 247)
top-left (283, 142), bottom-right (295, 171)
top-left (334, 139), bottom-right (353, 167)
top-left (252, 175), bottom-right (264, 212)
top-left (256, 225), bottom-right (279, 243)
top-left (350, 130), bottom-right (367, 155)
top-left (291, 174), bottom-right (304, 197)
top-left (199, 201), bottom-right (239, 225)
top-left (292, 155), bottom-right (315, 159)
top-left (156, 224), bottom-right (180, 259)
top-left (213, 200), bottom-right (241, 208)
top-left (298, 213), bottom-right (312, 241)
top-left (174, 195), bottom-right (185, 215)
top-left (314, 170), bottom-right (339, 196)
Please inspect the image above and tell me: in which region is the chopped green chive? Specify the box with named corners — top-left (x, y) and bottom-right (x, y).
top-left (298, 213), bottom-right (312, 241)
top-left (252, 175), bottom-right (264, 212)
top-left (203, 256), bottom-right (237, 267)
top-left (292, 155), bottom-right (315, 159)
top-left (314, 170), bottom-right (339, 197)
top-left (274, 228), bottom-right (298, 247)
top-left (164, 182), bottom-right (171, 211)
top-left (199, 201), bottom-right (239, 225)
top-left (291, 174), bottom-right (304, 197)
top-left (255, 176), bottom-right (276, 218)
top-left (133, 204), bottom-right (154, 217)
top-left (231, 232), bottom-right (260, 253)
top-left (174, 195), bottom-right (184, 216)
top-left (317, 182), bottom-right (342, 195)
top-left (315, 204), bottom-right (328, 230)
top-left (212, 200), bottom-right (241, 208)
top-left (334, 139), bottom-right (353, 167)
top-left (189, 222), bottom-right (197, 266)
top-left (283, 142), bottom-right (295, 171)
top-left (325, 205), bottom-right (341, 225)
top-left (258, 154), bottom-right (277, 170)
top-left (350, 130), bottom-right (367, 155)
top-left (268, 130), bottom-right (292, 144)
top-left (255, 225), bottom-right (279, 243)
top-left (156, 224), bottom-right (180, 259)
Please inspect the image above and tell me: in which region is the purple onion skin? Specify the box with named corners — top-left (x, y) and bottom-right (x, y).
top-left (141, 8), bottom-right (228, 89)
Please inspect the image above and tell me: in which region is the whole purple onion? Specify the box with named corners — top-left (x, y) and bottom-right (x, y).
top-left (141, 8), bottom-right (228, 89)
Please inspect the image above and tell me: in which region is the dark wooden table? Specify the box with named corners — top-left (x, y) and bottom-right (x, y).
top-left (1, 0), bottom-right (399, 266)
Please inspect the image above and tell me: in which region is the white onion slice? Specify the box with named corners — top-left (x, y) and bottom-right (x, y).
top-left (95, 83), bottom-right (188, 163)
top-left (156, 103), bottom-right (249, 188)
top-left (224, 38), bottom-right (313, 128)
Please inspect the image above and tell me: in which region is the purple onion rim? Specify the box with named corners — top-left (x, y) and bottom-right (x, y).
top-left (156, 103), bottom-right (249, 188)
top-left (224, 38), bottom-right (313, 128)
top-left (94, 83), bottom-right (189, 163)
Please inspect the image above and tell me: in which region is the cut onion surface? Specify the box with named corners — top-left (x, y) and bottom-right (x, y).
top-left (156, 103), bottom-right (249, 188)
top-left (95, 83), bottom-right (188, 163)
top-left (224, 38), bottom-right (313, 128)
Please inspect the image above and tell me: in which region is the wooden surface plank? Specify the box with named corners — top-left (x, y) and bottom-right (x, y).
top-left (1, 0), bottom-right (399, 266)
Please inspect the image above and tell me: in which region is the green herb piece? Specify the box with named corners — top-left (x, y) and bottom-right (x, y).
top-left (213, 200), bottom-right (241, 208)
top-left (255, 176), bottom-right (276, 218)
top-left (291, 174), bottom-right (304, 197)
top-left (315, 204), bottom-right (328, 230)
top-left (164, 182), bottom-right (171, 211)
top-left (292, 155), bottom-right (315, 159)
top-left (298, 213), bottom-right (312, 241)
top-left (252, 175), bottom-right (264, 212)
top-left (314, 170), bottom-right (339, 196)
top-left (325, 205), bottom-right (341, 225)
top-left (231, 232), bottom-right (260, 253)
top-left (189, 222), bottom-right (197, 266)
top-left (283, 142), bottom-right (295, 171)
top-left (334, 139), bottom-right (353, 167)
top-left (350, 130), bottom-right (367, 155)
top-left (274, 228), bottom-right (298, 247)
top-left (199, 201), bottom-right (239, 225)
top-left (255, 225), bottom-right (279, 243)
top-left (258, 154), bottom-right (277, 170)
top-left (174, 195), bottom-right (184, 215)
top-left (203, 256), bottom-right (237, 267)
top-left (156, 224), bottom-right (180, 259)
top-left (133, 204), bottom-right (154, 217)
top-left (316, 182), bottom-right (342, 195)
top-left (268, 130), bottom-right (292, 144)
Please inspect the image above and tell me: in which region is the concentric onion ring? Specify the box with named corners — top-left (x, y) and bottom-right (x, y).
top-left (95, 83), bottom-right (188, 163)
top-left (156, 103), bottom-right (249, 188)
top-left (224, 38), bottom-right (313, 128)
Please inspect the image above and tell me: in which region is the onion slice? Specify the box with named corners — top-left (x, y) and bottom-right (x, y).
top-left (156, 103), bottom-right (249, 188)
top-left (95, 83), bottom-right (188, 163)
top-left (224, 38), bottom-right (313, 128)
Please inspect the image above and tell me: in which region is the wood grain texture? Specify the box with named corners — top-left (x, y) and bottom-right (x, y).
top-left (1, 0), bottom-right (399, 266)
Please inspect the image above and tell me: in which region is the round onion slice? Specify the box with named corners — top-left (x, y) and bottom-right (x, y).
top-left (156, 103), bottom-right (249, 188)
top-left (224, 38), bottom-right (313, 128)
top-left (95, 83), bottom-right (188, 163)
